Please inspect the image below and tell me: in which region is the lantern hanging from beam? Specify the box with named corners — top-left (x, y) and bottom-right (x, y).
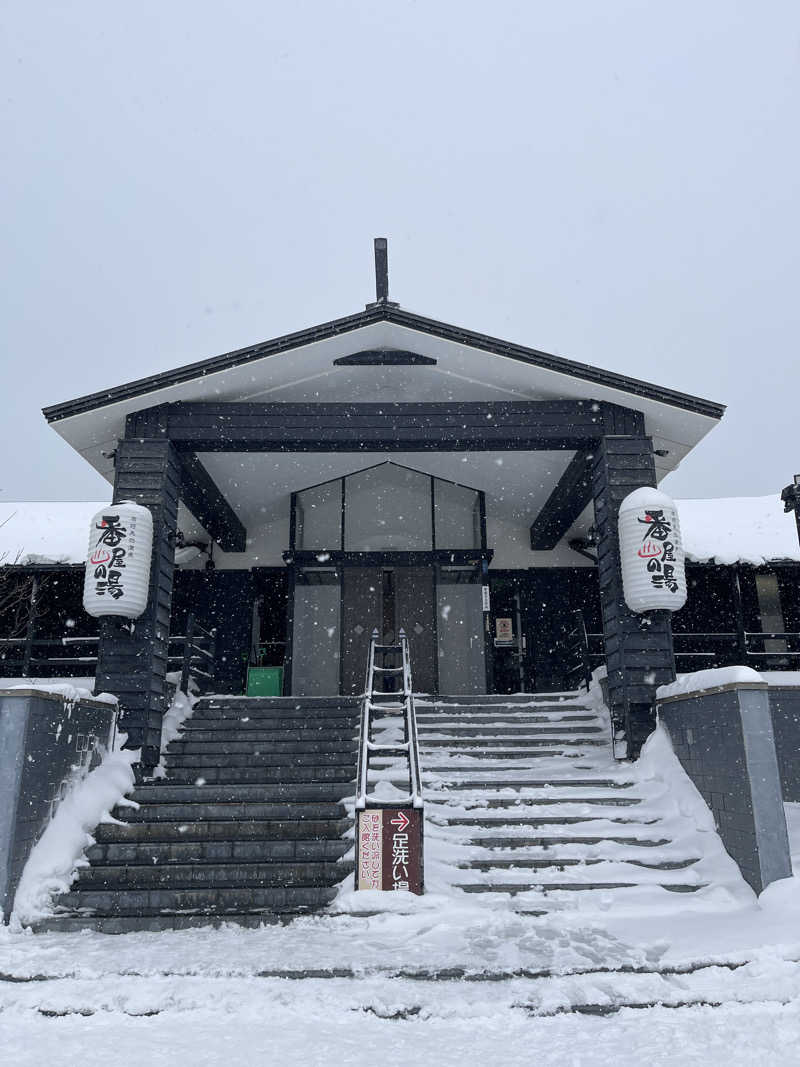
top-left (82, 502), bottom-right (154, 618)
top-left (619, 487), bottom-right (687, 613)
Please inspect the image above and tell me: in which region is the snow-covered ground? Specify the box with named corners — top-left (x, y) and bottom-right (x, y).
top-left (3, 690), bottom-right (800, 1063)
top-left (1, 984), bottom-right (798, 1066)
top-left (3, 899), bottom-right (800, 1065)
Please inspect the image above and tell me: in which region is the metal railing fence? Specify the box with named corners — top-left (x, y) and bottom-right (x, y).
top-left (0, 614), bottom-right (217, 692)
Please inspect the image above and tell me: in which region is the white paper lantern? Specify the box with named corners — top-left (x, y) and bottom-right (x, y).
top-left (619, 487), bottom-right (687, 613)
top-left (82, 502), bottom-right (154, 618)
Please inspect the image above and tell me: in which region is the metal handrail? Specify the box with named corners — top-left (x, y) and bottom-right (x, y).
top-left (177, 613), bottom-right (217, 694)
top-left (355, 628), bottom-right (424, 812)
top-left (672, 630), bottom-right (800, 642)
top-left (564, 609), bottom-right (593, 692)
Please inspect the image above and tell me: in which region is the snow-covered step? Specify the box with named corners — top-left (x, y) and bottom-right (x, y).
top-left (416, 690), bottom-right (714, 914)
top-left (427, 797), bottom-right (645, 810)
top-left (418, 726), bottom-right (605, 737)
top-left (436, 814), bottom-right (659, 827)
top-left (456, 881), bottom-right (705, 894)
top-left (425, 778), bottom-right (635, 790)
top-left (421, 761), bottom-right (598, 772)
top-left (421, 739), bottom-right (605, 751)
top-left (418, 753), bottom-right (600, 766)
top-left (43, 695), bottom-right (360, 931)
top-left (464, 834), bottom-right (671, 848)
top-left (454, 859), bottom-right (706, 885)
top-left (415, 714), bottom-right (602, 725)
top-left (461, 856), bottom-right (700, 872)
top-left (419, 692), bottom-right (585, 704)
top-left (420, 736), bottom-right (606, 747)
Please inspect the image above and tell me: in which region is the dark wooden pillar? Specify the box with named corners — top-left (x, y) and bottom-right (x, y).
top-left (95, 439), bottom-right (181, 770)
top-left (592, 435), bottom-right (676, 758)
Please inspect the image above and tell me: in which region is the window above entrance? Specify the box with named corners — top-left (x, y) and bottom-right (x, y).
top-left (291, 462), bottom-right (485, 552)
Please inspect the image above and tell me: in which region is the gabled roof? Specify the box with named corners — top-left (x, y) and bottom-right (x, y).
top-left (43, 302), bottom-right (725, 424)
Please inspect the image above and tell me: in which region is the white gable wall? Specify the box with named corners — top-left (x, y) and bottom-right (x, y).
top-left (47, 319), bottom-right (719, 489)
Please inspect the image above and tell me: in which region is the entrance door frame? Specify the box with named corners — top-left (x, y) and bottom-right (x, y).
top-left (283, 549), bottom-right (494, 696)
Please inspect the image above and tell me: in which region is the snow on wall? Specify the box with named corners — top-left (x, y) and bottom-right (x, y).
top-left (656, 666), bottom-right (764, 700)
top-left (10, 746), bottom-right (137, 926)
top-left (2, 493), bottom-right (799, 568)
top-left (633, 724), bottom-right (754, 905)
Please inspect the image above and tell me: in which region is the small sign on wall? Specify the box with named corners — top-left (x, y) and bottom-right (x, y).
top-left (356, 808), bottom-right (423, 894)
top-left (481, 585), bottom-right (491, 612)
top-left (495, 617), bottom-right (513, 643)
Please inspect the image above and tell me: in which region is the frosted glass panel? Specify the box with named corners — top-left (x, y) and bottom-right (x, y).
top-left (295, 480), bottom-right (342, 549)
top-left (436, 577), bottom-right (486, 694)
top-left (345, 464), bottom-right (432, 550)
top-left (434, 479), bottom-right (481, 549)
top-left (291, 571), bottom-right (341, 694)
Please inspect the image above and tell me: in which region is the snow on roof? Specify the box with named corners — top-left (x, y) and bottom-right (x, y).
top-left (0, 501), bottom-right (104, 565)
top-left (676, 495), bottom-right (800, 566)
top-left (0, 494), bottom-right (798, 567)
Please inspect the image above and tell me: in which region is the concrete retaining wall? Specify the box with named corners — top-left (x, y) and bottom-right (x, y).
top-left (657, 682), bottom-right (791, 894)
top-left (0, 688), bottom-right (117, 921)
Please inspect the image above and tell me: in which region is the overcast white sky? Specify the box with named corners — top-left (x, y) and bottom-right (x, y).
top-left (1, 1), bottom-right (798, 503)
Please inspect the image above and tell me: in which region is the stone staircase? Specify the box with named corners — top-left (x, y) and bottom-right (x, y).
top-left (41, 689), bottom-right (712, 932)
top-left (401, 693), bottom-right (706, 912)
top-left (43, 697), bottom-right (359, 932)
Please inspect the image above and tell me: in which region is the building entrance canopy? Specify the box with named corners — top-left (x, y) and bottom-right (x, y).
top-left (41, 246), bottom-right (725, 765)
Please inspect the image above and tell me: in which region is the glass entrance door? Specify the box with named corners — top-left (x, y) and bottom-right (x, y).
top-left (290, 567), bottom-right (341, 696)
top-left (392, 567), bottom-right (437, 693)
top-left (288, 462), bottom-right (490, 697)
top-left (436, 567), bottom-right (487, 695)
top-left (341, 568), bottom-right (381, 695)
top-left (341, 566), bottom-right (436, 695)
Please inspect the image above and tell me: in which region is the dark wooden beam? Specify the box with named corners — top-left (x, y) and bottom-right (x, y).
top-left (177, 452), bottom-right (247, 553)
top-left (374, 237), bottom-right (389, 302)
top-left (128, 400), bottom-right (621, 453)
top-left (529, 450), bottom-right (595, 550)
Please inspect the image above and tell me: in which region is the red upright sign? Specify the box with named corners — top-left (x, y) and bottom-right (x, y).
top-left (357, 808), bottom-right (423, 894)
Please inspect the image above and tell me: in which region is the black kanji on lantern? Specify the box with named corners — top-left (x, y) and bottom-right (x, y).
top-left (95, 514), bottom-right (127, 547)
top-left (637, 509), bottom-right (672, 542)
